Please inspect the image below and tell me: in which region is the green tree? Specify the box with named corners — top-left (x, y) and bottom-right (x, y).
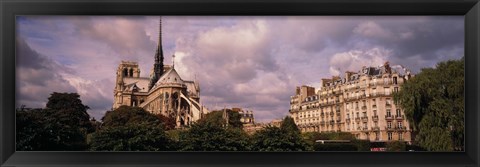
top-left (393, 58), bottom-right (464, 151)
top-left (89, 123), bottom-right (171, 151)
top-left (101, 106), bottom-right (162, 128)
top-left (155, 114), bottom-right (176, 130)
top-left (251, 126), bottom-right (308, 151)
top-left (197, 109), bottom-right (243, 128)
top-left (16, 92), bottom-right (93, 151)
top-left (386, 141), bottom-right (407, 151)
top-left (16, 108), bottom-right (47, 150)
top-left (178, 122), bottom-right (251, 151)
top-left (280, 116), bottom-right (300, 134)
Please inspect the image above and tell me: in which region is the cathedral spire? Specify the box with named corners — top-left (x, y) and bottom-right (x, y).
top-left (149, 16), bottom-right (165, 90)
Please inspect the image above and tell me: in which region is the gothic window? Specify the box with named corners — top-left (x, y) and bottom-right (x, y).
top-left (123, 68), bottom-right (128, 76)
top-left (129, 68), bottom-right (134, 77)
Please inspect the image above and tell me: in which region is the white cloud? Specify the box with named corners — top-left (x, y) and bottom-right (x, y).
top-left (329, 47), bottom-right (393, 76)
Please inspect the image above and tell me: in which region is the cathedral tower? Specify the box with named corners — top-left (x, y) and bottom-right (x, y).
top-left (113, 61), bottom-right (141, 109)
top-left (149, 17), bottom-right (165, 90)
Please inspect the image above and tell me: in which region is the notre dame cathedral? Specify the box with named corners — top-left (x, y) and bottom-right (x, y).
top-left (112, 17), bottom-right (208, 128)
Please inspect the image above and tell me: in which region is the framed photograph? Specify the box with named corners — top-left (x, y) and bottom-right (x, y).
top-left (1, 0), bottom-right (479, 167)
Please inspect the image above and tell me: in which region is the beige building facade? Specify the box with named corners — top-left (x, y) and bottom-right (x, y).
top-left (113, 18), bottom-right (208, 128)
top-left (232, 107), bottom-right (255, 124)
top-left (289, 62), bottom-right (414, 143)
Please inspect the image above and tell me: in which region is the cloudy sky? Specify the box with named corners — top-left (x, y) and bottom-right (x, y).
top-left (16, 16), bottom-right (464, 122)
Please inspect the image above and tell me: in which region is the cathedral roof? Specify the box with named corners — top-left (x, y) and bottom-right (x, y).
top-left (123, 77), bottom-right (150, 93)
top-left (152, 67), bottom-right (185, 89)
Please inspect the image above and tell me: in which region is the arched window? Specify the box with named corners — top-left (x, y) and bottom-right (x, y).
top-left (129, 68), bottom-right (134, 77)
top-left (123, 68), bottom-right (128, 76)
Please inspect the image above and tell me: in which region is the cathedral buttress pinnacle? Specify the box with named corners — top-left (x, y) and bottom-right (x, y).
top-left (149, 16), bottom-right (165, 90)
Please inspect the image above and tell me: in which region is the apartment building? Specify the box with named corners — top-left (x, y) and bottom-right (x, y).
top-left (289, 62), bottom-right (414, 142)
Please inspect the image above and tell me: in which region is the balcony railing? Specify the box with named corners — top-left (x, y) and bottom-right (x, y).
top-left (395, 115), bottom-right (405, 120)
top-left (361, 116), bottom-right (368, 122)
top-left (385, 103), bottom-right (392, 107)
top-left (372, 115), bottom-right (379, 121)
top-left (371, 126), bottom-right (380, 131)
top-left (361, 106), bottom-right (367, 110)
top-left (386, 126), bottom-right (394, 131)
top-left (370, 92), bottom-right (386, 97)
top-left (385, 115), bottom-right (394, 120)
top-left (372, 104), bottom-right (377, 108)
top-left (355, 117), bottom-right (361, 122)
top-left (395, 126), bottom-right (407, 131)
top-left (361, 127), bottom-right (369, 132)
top-left (346, 118), bottom-right (351, 123)
top-left (329, 120), bottom-right (335, 125)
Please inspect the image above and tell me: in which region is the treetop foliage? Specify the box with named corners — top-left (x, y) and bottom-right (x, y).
top-left (101, 105), bottom-right (162, 128)
top-left (197, 109), bottom-right (243, 128)
top-left (393, 57), bottom-right (464, 151)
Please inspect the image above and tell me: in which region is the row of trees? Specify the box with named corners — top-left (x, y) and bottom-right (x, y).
top-left (17, 96), bottom-right (310, 151)
top-left (16, 94), bottom-right (406, 151)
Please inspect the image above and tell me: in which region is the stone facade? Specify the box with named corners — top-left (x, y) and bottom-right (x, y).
top-left (232, 107), bottom-right (255, 124)
top-left (289, 62), bottom-right (414, 143)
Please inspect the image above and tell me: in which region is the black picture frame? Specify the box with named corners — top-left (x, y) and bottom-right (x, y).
top-left (1, 0), bottom-right (479, 167)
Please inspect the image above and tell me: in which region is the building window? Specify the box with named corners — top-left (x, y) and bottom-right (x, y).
top-left (387, 121), bottom-right (392, 129)
top-left (373, 110), bottom-right (377, 116)
top-left (386, 109), bottom-right (391, 117)
top-left (388, 132), bottom-right (393, 140)
top-left (375, 132), bottom-right (380, 140)
top-left (396, 109), bottom-right (401, 116)
top-left (394, 87), bottom-right (399, 93)
top-left (399, 133), bottom-right (403, 140)
top-left (393, 77), bottom-right (398, 84)
top-left (397, 122), bottom-right (403, 128)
